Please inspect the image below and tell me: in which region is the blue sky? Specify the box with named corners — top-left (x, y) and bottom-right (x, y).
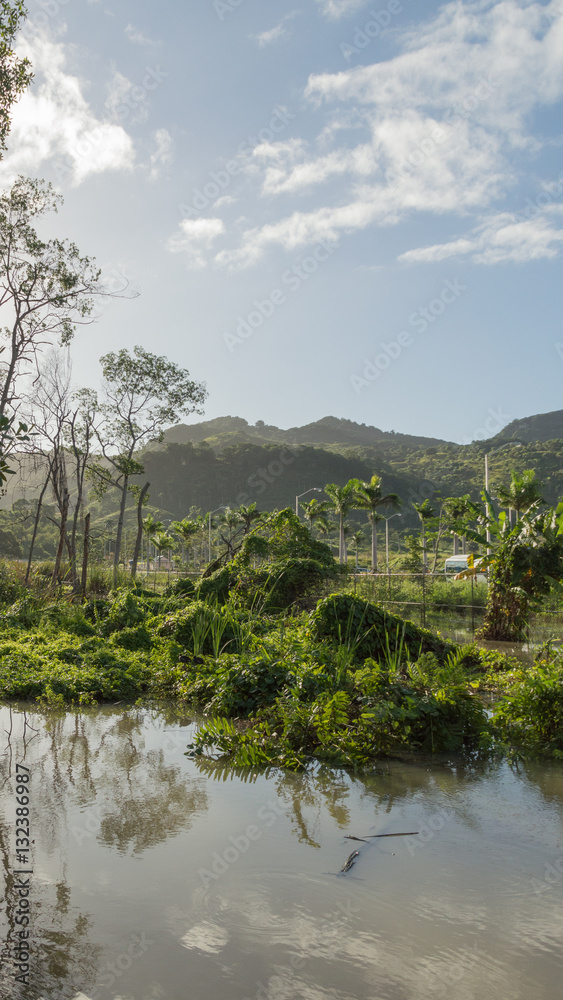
top-left (4, 0), bottom-right (563, 442)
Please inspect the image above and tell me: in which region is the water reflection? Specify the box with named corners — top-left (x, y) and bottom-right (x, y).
top-left (0, 704), bottom-right (561, 1000)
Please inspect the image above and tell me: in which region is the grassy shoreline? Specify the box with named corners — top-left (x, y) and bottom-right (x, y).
top-left (0, 576), bottom-right (561, 769)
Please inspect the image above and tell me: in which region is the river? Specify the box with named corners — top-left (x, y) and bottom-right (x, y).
top-left (0, 704), bottom-right (561, 1000)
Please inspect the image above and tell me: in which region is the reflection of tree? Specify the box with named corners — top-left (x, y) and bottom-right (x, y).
top-left (0, 705), bottom-right (209, 999)
top-left (0, 820), bottom-right (99, 1000)
top-left (98, 754), bottom-right (207, 854)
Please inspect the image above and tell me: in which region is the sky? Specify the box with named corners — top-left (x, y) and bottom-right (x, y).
top-left (2, 0), bottom-right (563, 443)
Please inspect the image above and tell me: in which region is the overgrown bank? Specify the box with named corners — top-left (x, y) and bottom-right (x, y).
top-left (0, 562), bottom-right (561, 768)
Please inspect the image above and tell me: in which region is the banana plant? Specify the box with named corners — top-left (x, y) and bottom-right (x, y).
top-left (448, 491), bottom-right (563, 641)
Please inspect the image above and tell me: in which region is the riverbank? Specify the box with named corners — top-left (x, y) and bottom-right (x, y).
top-left (0, 583), bottom-right (561, 767)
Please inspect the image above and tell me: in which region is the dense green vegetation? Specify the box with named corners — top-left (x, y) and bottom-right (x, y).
top-left (0, 534), bottom-right (561, 768)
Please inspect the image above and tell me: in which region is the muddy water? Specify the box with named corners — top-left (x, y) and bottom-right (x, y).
top-left (0, 704), bottom-right (562, 1000)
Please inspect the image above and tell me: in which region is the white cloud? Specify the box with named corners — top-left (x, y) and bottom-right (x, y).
top-left (399, 211), bottom-right (563, 265)
top-left (253, 11), bottom-right (300, 47)
top-left (0, 33), bottom-right (134, 187)
top-left (314, 0), bottom-right (369, 19)
top-left (125, 23), bottom-right (159, 46)
top-left (149, 128), bottom-right (173, 180)
top-left (167, 218), bottom-right (226, 269)
top-left (204, 0), bottom-right (563, 268)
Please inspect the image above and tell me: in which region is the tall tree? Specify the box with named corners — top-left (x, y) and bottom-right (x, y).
top-left (88, 346), bottom-right (207, 586)
top-left (300, 497), bottom-right (329, 536)
top-left (350, 475), bottom-right (400, 572)
top-left (495, 469), bottom-right (545, 520)
top-left (323, 482), bottom-right (358, 564)
top-left (0, 2), bottom-right (33, 155)
top-left (413, 499), bottom-right (436, 572)
top-left (0, 177), bottom-right (106, 481)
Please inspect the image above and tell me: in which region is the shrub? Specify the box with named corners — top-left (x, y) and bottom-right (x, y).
top-left (310, 593), bottom-right (452, 664)
top-left (157, 600), bottom-right (238, 656)
top-left (493, 657), bottom-right (563, 755)
top-left (197, 567), bottom-right (232, 605)
top-left (165, 577), bottom-right (196, 599)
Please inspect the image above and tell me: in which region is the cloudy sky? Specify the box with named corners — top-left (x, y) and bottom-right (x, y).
top-left (4, 0), bottom-right (563, 442)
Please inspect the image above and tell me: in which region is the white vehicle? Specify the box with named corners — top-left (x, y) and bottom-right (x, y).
top-left (444, 554), bottom-right (488, 584)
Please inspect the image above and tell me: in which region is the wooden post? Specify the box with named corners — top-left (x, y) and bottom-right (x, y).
top-left (81, 513), bottom-right (91, 600)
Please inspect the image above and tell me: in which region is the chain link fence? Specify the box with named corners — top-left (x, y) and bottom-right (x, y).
top-left (334, 572), bottom-right (563, 647)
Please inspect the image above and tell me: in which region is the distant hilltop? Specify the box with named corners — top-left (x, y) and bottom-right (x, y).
top-left (161, 415), bottom-right (452, 452)
top-left (161, 410), bottom-right (563, 451)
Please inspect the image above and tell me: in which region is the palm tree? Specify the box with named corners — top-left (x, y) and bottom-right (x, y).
top-left (495, 470), bottom-right (545, 522)
top-left (301, 498), bottom-right (330, 536)
top-left (413, 499), bottom-right (436, 572)
top-left (350, 476), bottom-right (401, 572)
top-left (152, 531), bottom-right (176, 571)
top-left (171, 517), bottom-right (203, 571)
top-left (349, 528), bottom-right (365, 570)
top-left (142, 514), bottom-right (164, 572)
top-left (233, 502), bottom-right (262, 534)
top-left (323, 482), bottom-right (357, 564)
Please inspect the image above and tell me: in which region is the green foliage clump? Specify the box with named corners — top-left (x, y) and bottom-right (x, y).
top-left (109, 625), bottom-right (152, 651)
top-left (0, 561), bottom-right (25, 605)
top-left (187, 649), bottom-right (488, 770)
top-left (492, 653), bottom-right (563, 756)
top-left (157, 600), bottom-right (238, 656)
top-left (197, 567), bottom-right (232, 605)
top-left (310, 593), bottom-right (452, 664)
top-left (165, 576), bottom-right (196, 599)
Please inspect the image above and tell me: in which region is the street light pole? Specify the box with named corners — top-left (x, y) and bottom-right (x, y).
top-left (295, 488), bottom-right (322, 517)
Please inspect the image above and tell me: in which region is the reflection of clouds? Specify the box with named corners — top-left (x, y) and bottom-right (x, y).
top-left (181, 921), bottom-right (230, 954)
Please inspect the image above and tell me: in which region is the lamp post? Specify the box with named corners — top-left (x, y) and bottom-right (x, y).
top-left (295, 488), bottom-right (322, 517)
top-left (208, 505), bottom-right (228, 561)
top-left (383, 513), bottom-right (402, 571)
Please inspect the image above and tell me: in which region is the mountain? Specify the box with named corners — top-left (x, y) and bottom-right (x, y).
top-left (162, 415), bottom-right (451, 452)
top-left (493, 409), bottom-right (563, 445)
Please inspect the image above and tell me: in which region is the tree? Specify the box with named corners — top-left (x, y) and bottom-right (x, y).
top-left (448, 489), bottom-right (563, 641)
top-left (0, 177), bottom-right (107, 480)
top-left (349, 528), bottom-right (365, 570)
top-left (233, 501), bottom-right (262, 534)
top-left (88, 346), bottom-right (207, 586)
top-left (413, 499), bottom-right (436, 572)
top-left (300, 498), bottom-right (329, 536)
top-left (0, 2), bottom-right (33, 156)
top-left (323, 482), bottom-right (357, 564)
top-left (171, 516), bottom-right (203, 569)
top-left (350, 475), bottom-right (400, 572)
top-left (495, 469), bottom-right (545, 521)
